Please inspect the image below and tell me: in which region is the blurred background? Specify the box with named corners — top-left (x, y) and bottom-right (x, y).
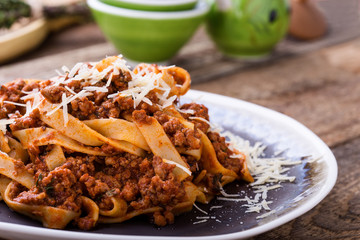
top-left (0, 0), bottom-right (359, 83)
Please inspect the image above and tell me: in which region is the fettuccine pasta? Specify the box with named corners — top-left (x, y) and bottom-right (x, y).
top-left (0, 56), bottom-right (252, 229)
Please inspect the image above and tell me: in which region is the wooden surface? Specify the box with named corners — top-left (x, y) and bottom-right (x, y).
top-left (0, 1), bottom-right (360, 238)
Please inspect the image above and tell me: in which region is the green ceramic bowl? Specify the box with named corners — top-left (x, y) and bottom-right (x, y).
top-left (88, 0), bottom-right (209, 62)
top-left (99, 0), bottom-right (198, 11)
top-left (206, 0), bottom-right (290, 58)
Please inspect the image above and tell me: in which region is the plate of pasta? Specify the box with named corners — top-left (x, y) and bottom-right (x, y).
top-left (0, 56), bottom-right (337, 240)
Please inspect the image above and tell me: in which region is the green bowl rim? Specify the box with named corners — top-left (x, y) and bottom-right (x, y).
top-left (87, 0), bottom-right (209, 19)
top-left (103, 0), bottom-right (198, 7)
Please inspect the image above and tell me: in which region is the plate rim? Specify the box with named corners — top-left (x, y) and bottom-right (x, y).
top-left (0, 89), bottom-right (338, 240)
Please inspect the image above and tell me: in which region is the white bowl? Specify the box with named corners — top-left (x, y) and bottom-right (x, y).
top-left (0, 18), bottom-right (48, 64)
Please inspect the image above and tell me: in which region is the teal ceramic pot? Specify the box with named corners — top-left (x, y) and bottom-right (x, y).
top-left (100, 0), bottom-right (198, 11)
top-left (88, 0), bottom-right (209, 63)
top-left (206, 0), bottom-right (290, 58)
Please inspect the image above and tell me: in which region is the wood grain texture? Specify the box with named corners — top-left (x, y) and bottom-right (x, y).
top-left (192, 45), bottom-right (360, 148)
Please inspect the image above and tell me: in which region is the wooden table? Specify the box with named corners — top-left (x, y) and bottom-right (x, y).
top-left (1, 10), bottom-right (360, 239)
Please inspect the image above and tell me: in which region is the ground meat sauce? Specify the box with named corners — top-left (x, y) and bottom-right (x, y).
top-left (180, 103), bottom-right (210, 133)
top-left (207, 131), bottom-right (245, 175)
top-left (154, 111), bottom-right (201, 150)
top-left (0, 61), bottom-right (247, 230)
top-left (9, 108), bottom-right (46, 131)
top-left (40, 85), bottom-right (66, 103)
top-left (0, 79), bottom-right (40, 119)
top-left (14, 151), bottom-right (185, 229)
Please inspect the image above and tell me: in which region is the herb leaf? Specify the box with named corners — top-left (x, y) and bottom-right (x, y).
top-left (36, 173), bottom-right (43, 188)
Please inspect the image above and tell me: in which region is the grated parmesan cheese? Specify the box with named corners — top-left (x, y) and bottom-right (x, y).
top-left (206, 122), bottom-right (305, 220)
top-left (0, 119), bottom-right (15, 133)
top-left (219, 186), bottom-right (241, 198)
top-left (193, 203), bottom-right (208, 215)
top-left (158, 65), bottom-right (176, 70)
top-left (55, 69), bottom-right (62, 76)
top-left (176, 108), bottom-right (195, 115)
top-left (256, 210), bottom-right (276, 219)
top-left (209, 205), bottom-right (223, 211)
top-left (68, 62), bottom-right (83, 78)
top-left (62, 93), bottom-right (69, 126)
top-left (83, 86), bottom-right (109, 93)
top-left (193, 219), bottom-right (208, 225)
top-left (188, 116), bottom-right (211, 125)
top-left (61, 65), bottom-right (70, 73)
top-left (2, 101), bottom-right (27, 107)
top-left (162, 159), bottom-right (192, 176)
top-left (46, 90), bottom-right (92, 117)
top-left (65, 86), bottom-right (76, 95)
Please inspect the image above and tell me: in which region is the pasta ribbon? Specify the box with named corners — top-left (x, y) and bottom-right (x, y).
top-left (163, 105), bottom-right (185, 119)
top-left (133, 64), bottom-right (191, 97)
top-left (164, 66), bottom-right (191, 96)
top-left (7, 137), bottom-right (29, 163)
top-left (78, 196), bottom-right (99, 229)
top-left (133, 114), bottom-right (190, 181)
top-left (0, 151), bottom-right (34, 189)
top-left (0, 176), bottom-right (11, 201)
top-left (0, 131), bottom-right (10, 153)
top-left (13, 127), bottom-right (108, 156)
top-left (44, 145), bottom-right (66, 171)
top-left (172, 181), bottom-right (208, 215)
top-left (38, 101), bottom-right (144, 156)
top-left (83, 119), bottom-right (150, 151)
top-left (38, 100), bottom-right (104, 146)
top-left (99, 207), bottom-right (162, 224)
top-left (199, 130), bottom-right (238, 180)
top-left (1, 180), bottom-right (80, 229)
top-left (177, 148), bottom-right (202, 161)
top-left (99, 197), bottom-right (127, 218)
top-left (233, 149), bottom-right (254, 182)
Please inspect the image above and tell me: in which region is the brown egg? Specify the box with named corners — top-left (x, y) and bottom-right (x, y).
top-left (289, 0), bottom-right (328, 40)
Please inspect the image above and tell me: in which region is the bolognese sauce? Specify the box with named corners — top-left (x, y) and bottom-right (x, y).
top-left (0, 56), bottom-right (252, 230)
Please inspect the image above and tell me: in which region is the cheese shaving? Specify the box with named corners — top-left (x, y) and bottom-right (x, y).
top-left (256, 210), bottom-right (276, 219)
top-left (193, 203), bottom-right (208, 215)
top-left (217, 197), bottom-right (248, 202)
top-left (219, 186), bottom-right (241, 197)
top-left (161, 95), bottom-right (177, 109)
top-left (188, 116), bottom-right (211, 125)
top-left (83, 86), bottom-right (109, 93)
top-left (62, 93), bottom-right (69, 126)
top-left (193, 219), bottom-right (208, 224)
top-left (158, 65), bottom-right (176, 70)
top-left (176, 108), bottom-right (195, 115)
top-left (0, 119), bottom-right (15, 133)
top-left (46, 90), bottom-right (92, 117)
top-left (61, 65), bottom-right (70, 73)
top-left (163, 159), bottom-right (191, 176)
top-left (209, 205), bottom-right (223, 211)
top-left (209, 122), bottom-right (304, 220)
top-left (64, 86), bottom-right (76, 95)
top-left (55, 69), bottom-right (62, 76)
top-left (141, 97), bottom-right (153, 106)
top-left (196, 216), bottom-right (210, 219)
top-left (68, 62), bottom-right (83, 78)
top-left (2, 101), bottom-right (27, 107)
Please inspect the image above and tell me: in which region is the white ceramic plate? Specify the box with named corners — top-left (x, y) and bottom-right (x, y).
top-left (0, 90), bottom-right (337, 240)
